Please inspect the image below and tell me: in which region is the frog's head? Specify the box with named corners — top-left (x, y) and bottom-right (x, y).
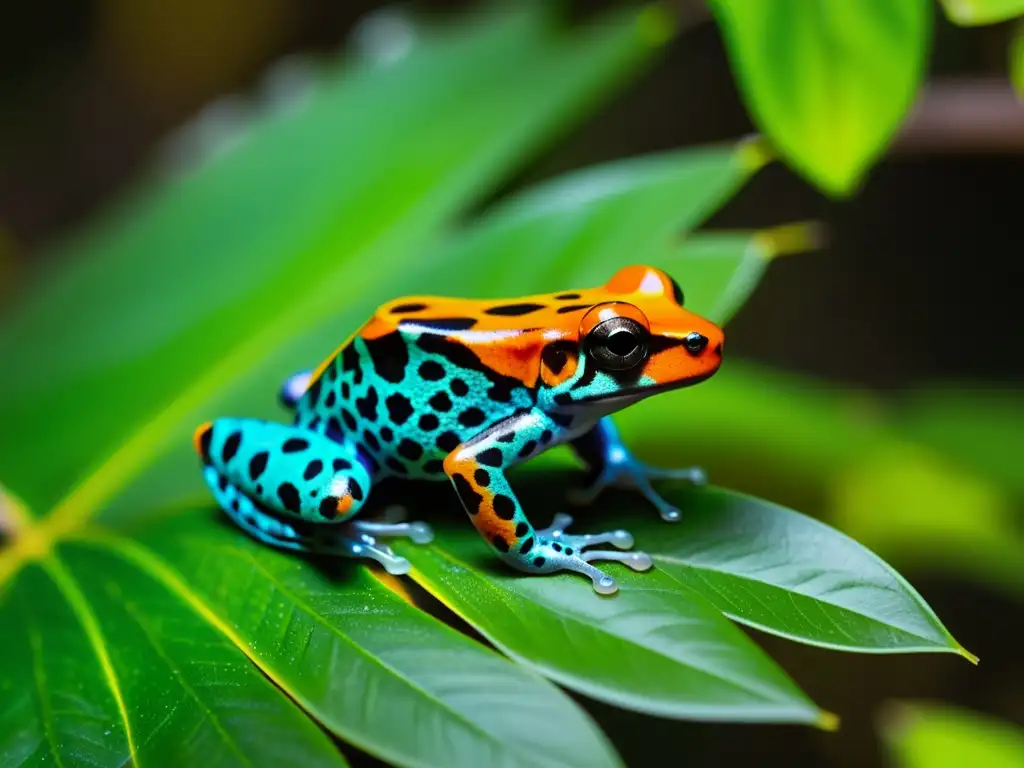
top-left (537, 265), bottom-right (724, 416)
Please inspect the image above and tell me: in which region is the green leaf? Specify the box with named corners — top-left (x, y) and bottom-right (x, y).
top-left (709, 0), bottom-right (932, 196)
top-left (92, 513), bottom-right (622, 768)
top-left (627, 485), bottom-right (972, 658)
top-left (398, 522), bottom-right (828, 727)
top-left (939, 0), bottom-right (1024, 25)
top-left (879, 701), bottom-right (1024, 768)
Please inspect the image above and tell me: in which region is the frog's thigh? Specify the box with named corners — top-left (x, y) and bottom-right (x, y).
top-left (194, 418), bottom-right (370, 523)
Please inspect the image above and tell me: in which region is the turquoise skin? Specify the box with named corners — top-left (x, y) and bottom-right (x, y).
top-left (195, 266), bottom-right (724, 594)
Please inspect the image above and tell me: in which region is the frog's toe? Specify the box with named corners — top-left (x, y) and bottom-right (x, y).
top-left (351, 518), bottom-right (434, 545)
top-left (646, 464), bottom-right (707, 486)
top-left (583, 549), bottom-right (653, 572)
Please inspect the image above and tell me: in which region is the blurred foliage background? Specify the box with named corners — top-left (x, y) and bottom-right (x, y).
top-left (1, 1), bottom-right (1022, 767)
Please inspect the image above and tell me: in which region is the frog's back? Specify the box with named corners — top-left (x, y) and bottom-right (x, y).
top-left (294, 288), bottom-right (600, 480)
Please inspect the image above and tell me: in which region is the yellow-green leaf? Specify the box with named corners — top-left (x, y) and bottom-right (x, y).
top-left (709, 0), bottom-right (932, 196)
top-left (880, 701), bottom-right (1024, 768)
top-left (940, 0), bottom-right (1024, 25)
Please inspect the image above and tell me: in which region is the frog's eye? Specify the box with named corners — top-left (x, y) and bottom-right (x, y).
top-left (586, 316), bottom-right (649, 371)
top-left (669, 276), bottom-right (685, 306)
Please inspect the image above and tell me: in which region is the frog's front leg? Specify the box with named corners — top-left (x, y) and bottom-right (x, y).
top-left (443, 410), bottom-right (652, 595)
top-left (567, 416), bottom-right (706, 523)
top-left (193, 418), bottom-right (431, 574)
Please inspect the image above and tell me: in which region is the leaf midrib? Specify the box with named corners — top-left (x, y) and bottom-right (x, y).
top-left (413, 543), bottom-right (809, 709)
top-left (651, 551), bottom-right (948, 647)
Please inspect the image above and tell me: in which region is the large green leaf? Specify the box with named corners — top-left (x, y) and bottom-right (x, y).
top-left (709, 0), bottom-right (932, 196)
top-left (1013, 21), bottom-right (1024, 96)
top-left (879, 701), bottom-right (1024, 768)
top-left (399, 522), bottom-right (828, 726)
top-left (939, 0), bottom-right (1024, 25)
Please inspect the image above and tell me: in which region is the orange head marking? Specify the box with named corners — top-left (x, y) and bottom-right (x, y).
top-left (536, 265), bottom-right (724, 414)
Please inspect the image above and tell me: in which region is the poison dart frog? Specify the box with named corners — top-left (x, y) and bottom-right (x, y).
top-left (194, 266), bottom-right (724, 594)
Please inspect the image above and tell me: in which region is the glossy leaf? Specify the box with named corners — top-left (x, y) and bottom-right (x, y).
top-left (96, 513), bottom-right (621, 768)
top-left (709, 0), bottom-right (931, 196)
top-left (879, 702), bottom-right (1024, 768)
top-left (398, 523), bottom-right (827, 726)
top-left (940, 0), bottom-right (1024, 25)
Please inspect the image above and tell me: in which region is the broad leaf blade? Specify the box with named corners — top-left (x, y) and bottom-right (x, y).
top-left (709, 0), bottom-right (931, 196)
top-left (1013, 22), bottom-right (1024, 96)
top-left (939, 0), bottom-right (1024, 25)
top-left (631, 485), bottom-right (972, 658)
top-left (0, 566), bottom-right (130, 767)
top-left (99, 512), bottom-right (623, 768)
top-left (398, 525), bottom-right (824, 725)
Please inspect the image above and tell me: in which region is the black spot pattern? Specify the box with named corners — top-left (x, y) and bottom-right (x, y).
top-left (533, 557), bottom-right (545, 568)
top-left (380, 426), bottom-right (394, 442)
top-left (550, 412), bottom-right (574, 428)
top-left (282, 437), bottom-right (309, 453)
top-left (541, 430), bottom-right (553, 444)
top-left (341, 382), bottom-right (350, 399)
top-left (417, 334), bottom-right (521, 405)
top-left (477, 448), bottom-right (503, 467)
top-left (474, 468), bottom-right (490, 486)
top-left (249, 452), bottom-right (269, 480)
top-left (391, 302), bottom-right (427, 314)
top-left (355, 387), bottom-right (379, 422)
top-left (363, 332), bottom-right (408, 384)
top-left (450, 378), bottom-right (469, 397)
top-left (484, 302), bottom-right (545, 316)
top-left (386, 393), bottom-right (414, 424)
top-left (458, 408), bottom-right (486, 427)
top-left (436, 431), bottom-right (460, 452)
top-left (555, 292), bottom-right (580, 300)
top-left (556, 304), bottom-right (590, 314)
top-left (350, 480), bottom-right (364, 502)
top-left (327, 416), bottom-right (344, 438)
top-left (222, 432), bottom-right (242, 463)
top-left (363, 430), bottom-right (381, 452)
top-left (304, 377), bottom-right (322, 407)
top-left (278, 482), bottom-right (300, 513)
top-left (398, 439), bottom-right (423, 461)
top-left (319, 497), bottom-right (340, 519)
top-left (493, 535), bottom-right (510, 553)
top-left (418, 361), bottom-right (445, 381)
top-left (493, 494), bottom-right (515, 520)
top-left (497, 432), bottom-right (515, 443)
top-left (418, 414), bottom-right (439, 431)
top-left (541, 342), bottom-right (574, 375)
top-left (515, 522), bottom-right (529, 537)
top-left (452, 473), bottom-right (482, 514)
top-left (341, 344), bottom-right (361, 375)
top-left (429, 392), bottom-right (452, 412)
top-left (324, 390), bottom-right (337, 408)
top-left (197, 425), bottom-right (213, 462)
top-left (519, 440), bottom-right (537, 458)
top-left (303, 459), bottom-right (323, 481)
top-left (520, 536), bottom-right (534, 554)
top-left (332, 458), bottom-right (351, 472)
top-left (217, 474), bottom-right (228, 491)
top-left (342, 410), bottom-right (358, 432)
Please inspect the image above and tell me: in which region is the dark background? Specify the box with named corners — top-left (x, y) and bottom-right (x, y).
top-left (2, 2), bottom-right (1021, 766)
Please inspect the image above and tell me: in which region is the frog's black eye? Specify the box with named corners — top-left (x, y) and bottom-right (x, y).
top-left (669, 276), bottom-right (685, 307)
top-left (586, 316), bottom-right (649, 371)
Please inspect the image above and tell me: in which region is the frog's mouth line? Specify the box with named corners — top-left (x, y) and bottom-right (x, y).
top-left (566, 369), bottom-right (719, 408)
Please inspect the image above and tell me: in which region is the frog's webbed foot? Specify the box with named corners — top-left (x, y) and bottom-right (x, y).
top-left (350, 518), bottom-right (434, 545)
top-left (533, 513), bottom-right (653, 595)
top-left (567, 461), bottom-right (706, 523)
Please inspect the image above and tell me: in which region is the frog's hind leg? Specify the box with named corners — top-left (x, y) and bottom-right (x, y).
top-left (194, 417), bottom-right (429, 572)
top-left (201, 465), bottom-right (413, 575)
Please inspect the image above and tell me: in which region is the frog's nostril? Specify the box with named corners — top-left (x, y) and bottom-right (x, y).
top-left (684, 332), bottom-right (708, 355)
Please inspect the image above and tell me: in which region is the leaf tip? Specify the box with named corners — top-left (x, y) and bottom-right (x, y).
top-left (957, 644), bottom-right (980, 666)
top-left (817, 710), bottom-right (841, 732)
top-left (754, 221), bottom-right (825, 260)
top-left (736, 134), bottom-right (774, 172)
